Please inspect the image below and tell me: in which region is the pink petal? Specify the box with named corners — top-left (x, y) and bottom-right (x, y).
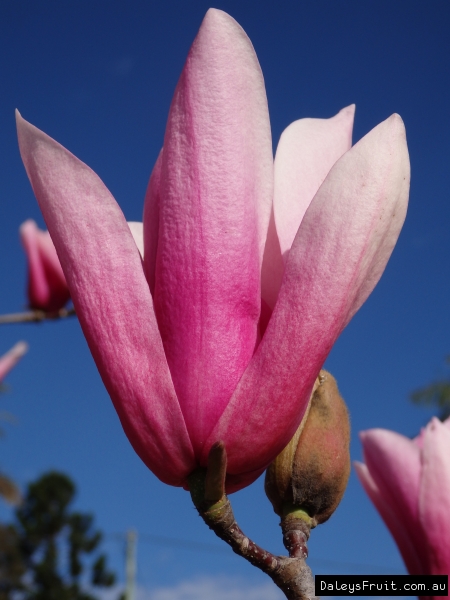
top-left (274, 105), bottom-right (355, 261)
top-left (0, 342), bottom-right (28, 382)
top-left (260, 208), bottom-right (284, 319)
top-left (20, 219), bottom-right (70, 311)
top-left (16, 112), bottom-right (195, 486)
top-left (154, 9), bottom-right (273, 456)
top-left (413, 426), bottom-right (426, 449)
top-left (206, 114), bottom-right (410, 482)
top-left (419, 418), bottom-right (450, 574)
top-left (360, 430), bottom-right (422, 539)
top-left (354, 461), bottom-right (424, 575)
top-left (143, 149), bottom-right (162, 295)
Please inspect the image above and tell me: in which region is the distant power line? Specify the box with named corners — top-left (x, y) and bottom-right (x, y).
top-left (105, 531), bottom-right (402, 573)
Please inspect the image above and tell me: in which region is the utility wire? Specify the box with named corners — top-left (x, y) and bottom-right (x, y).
top-left (105, 531), bottom-right (402, 573)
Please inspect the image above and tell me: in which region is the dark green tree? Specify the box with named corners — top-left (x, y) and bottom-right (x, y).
top-left (411, 356), bottom-right (450, 421)
top-left (2, 471), bottom-right (116, 600)
top-left (0, 524), bottom-right (26, 599)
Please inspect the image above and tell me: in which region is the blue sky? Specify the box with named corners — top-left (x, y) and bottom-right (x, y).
top-left (1, 1), bottom-right (449, 597)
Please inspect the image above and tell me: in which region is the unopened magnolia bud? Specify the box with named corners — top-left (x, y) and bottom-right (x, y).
top-left (265, 370), bottom-right (350, 527)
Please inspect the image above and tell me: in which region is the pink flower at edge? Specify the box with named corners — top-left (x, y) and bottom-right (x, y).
top-left (20, 219), bottom-right (70, 312)
top-left (20, 218), bottom-right (144, 313)
top-left (15, 9), bottom-right (410, 492)
top-left (0, 342), bottom-right (28, 382)
top-left (355, 419), bottom-right (450, 596)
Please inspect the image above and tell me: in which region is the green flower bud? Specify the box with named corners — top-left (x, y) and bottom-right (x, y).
top-left (265, 370), bottom-right (350, 527)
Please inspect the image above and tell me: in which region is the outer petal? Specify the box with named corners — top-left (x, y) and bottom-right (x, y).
top-left (354, 461), bottom-right (424, 575)
top-left (419, 418), bottom-right (450, 574)
top-left (207, 115), bottom-right (410, 481)
top-left (155, 9), bottom-right (273, 455)
top-left (360, 428), bottom-right (427, 570)
top-left (16, 113), bottom-right (195, 486)
top-left (20, 219), bottom-right (70, 311)
top-left (143, 149), bottom-right (162, 295)
top-left (274, 105), bottom-right (355, 261)
top-left (0, 342), bottom-right (28, 382)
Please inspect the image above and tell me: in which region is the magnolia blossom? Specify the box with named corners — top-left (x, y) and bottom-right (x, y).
top-left (20, 219), bottom-right (70, 311)
top-left (355, 419), bottom-right (450, 582)
top-left (16, 9), bottom-right (409, 492)
top-left (0, 342), bottom-right (28, 382)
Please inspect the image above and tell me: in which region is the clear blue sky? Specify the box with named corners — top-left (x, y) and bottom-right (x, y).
top-left (1, 1), bottom-right (449, 598)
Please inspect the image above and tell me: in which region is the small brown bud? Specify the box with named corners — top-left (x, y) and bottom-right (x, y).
top-left (265, 370), bottom-right (350, 526)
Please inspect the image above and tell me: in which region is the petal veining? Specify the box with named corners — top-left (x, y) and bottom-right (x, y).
top-left (17, 112), bottom-right (195, 485)
top-left (154, 9), bottom-right (273, 455)
top-left (143, 150), bottom-right (162, 295)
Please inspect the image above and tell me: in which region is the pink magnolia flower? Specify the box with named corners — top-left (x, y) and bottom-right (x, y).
top-left (16, 9), bottom-right (409, 492)
top-left (355, 419), bottom-right (450, 581)
top-left (20, 219), bottom-right (70, 311)
top-left (0, 342), bottom-right (28, 382)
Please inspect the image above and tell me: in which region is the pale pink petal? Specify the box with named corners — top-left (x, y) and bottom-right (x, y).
top-left (260, 208), bottom-right (284, 319)
top-left (354, 461), bottom-right (424, 575)
top-left (274, 105), bottom-right (355, 261)
top-left (0, 342), bottom-right (28, 382)
top-left (154, 9), bottom-right (273, 455)
top-left (360, 430), bottom-right (422, 540)
top-left (20, 219), bottom-right (70, 311)
top-left (20, 220), bottom-right (49, 307)
top-left (413, 426), bottom-right (426, 448)
top-left (127, 221), bottom-right (144, 258)
top-left (16, 112), bottom-right (195, 486)
top-left (206, 115), bottom-right (410, 481)
top-left (260, 107), bottom-right (355, 319)
top-left (419, 418), bottom-right (450, 574)
top-left (143, 150), bottom-right (162, 295)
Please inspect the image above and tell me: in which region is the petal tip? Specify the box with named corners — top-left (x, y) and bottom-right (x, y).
top-left (359, 430), bottom-right (369, 442)
top-left (339, 104), bottom-right (356, 118)
top-left (19, 218), bottom-right (37, 234)
top-left (12, 341), bottom-right (29, 358)
top-left (200, 7), bottom-right (246, 42)
top-left (15, 109), bottom-right (29, 137)
top-left (386, 112), bottom-right (406, 137)
top-left (204, 7), bottom-right (234, 24)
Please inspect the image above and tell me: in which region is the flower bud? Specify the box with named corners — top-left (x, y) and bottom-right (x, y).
top-left (265, 370), bottom-right (350, 527)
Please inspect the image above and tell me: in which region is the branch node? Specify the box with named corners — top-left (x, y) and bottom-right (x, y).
top-left (188, 443), bottom-right (318, 600)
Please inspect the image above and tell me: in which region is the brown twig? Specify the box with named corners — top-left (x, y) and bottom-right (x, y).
top-left (189, 443), bottom-right (318, 600)
top-left (0, 307), bottom-right (76, 324)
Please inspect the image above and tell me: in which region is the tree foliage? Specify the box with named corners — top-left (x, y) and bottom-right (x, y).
top-left (0, 471), bottom-right (116, 599)
top-left (410, 356), bottom-right (450, 421)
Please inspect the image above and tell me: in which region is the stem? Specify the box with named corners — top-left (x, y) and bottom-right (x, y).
top-left (189, 443), bottom-right (318, 600)
top-left (0, 307), bottom-right (76, 324)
